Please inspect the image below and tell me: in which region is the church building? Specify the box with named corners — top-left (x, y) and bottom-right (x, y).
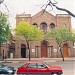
top-left (1, 10), bottom-right (75, 58)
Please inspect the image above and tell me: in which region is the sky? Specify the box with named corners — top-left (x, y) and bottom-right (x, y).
top-left (0, 0), bottom-right (75, 28)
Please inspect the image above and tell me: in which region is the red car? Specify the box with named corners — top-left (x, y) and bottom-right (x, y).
top-left (16, 61), bottom-right (63, 75)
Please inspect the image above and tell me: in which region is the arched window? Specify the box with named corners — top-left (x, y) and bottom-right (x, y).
top-left (33, 23), bottom-right (38, 27)
top-left (40, 22), bottom-right (47, 33)
top-left (50, 23), bottom-right (55, 29)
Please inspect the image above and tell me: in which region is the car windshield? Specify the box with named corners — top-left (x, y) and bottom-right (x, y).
top-left (20, 64), bottom-right (27, 68)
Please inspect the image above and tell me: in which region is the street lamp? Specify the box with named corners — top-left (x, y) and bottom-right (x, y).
top-left (0, 0), bottom-right (4, 4)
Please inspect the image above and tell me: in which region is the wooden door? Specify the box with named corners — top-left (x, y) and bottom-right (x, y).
top-left (62, 44), bottom-right (68, 57)
top-left (41, 43), bottom-right (47, 57)
top-left (21, 44), bottom-right (26, 58)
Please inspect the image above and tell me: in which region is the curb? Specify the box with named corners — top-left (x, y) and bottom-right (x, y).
top-left (0, 58), bottom-right (75, 63)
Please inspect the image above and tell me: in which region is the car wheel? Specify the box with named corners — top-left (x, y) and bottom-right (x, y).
top-left (20, 74), bottom-right (26, 75)
top-left (51, 73), bottom-right (58, 75)
top-left (17, 73), bottom-right (27, 75)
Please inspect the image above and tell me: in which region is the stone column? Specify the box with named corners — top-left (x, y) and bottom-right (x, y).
top-left (47, 26), bottom-right (50, 31)
top-left (15, 40), bottom-right (21, 58)
top-left (15, 40), bottom-right (18, 58)
top-left (48, 47), bottom-right (51, 58)
top-left (38, 26), bottom-right (40, 30)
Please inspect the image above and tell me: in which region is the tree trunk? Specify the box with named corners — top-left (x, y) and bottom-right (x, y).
top-left (28, 44), bottom-right (30, 61)
top-left (0, 44), bottom-right (2, 59)
top-left (27, 41), bottom-right (31, 61)
top-left (54, 5), bottom-right (75, 17)
top-left (59, 46), bottom-right (64, 61)
top-left (45, 1), bottom-right (75, 17)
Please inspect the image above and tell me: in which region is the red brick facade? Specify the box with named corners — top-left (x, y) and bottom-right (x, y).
top-left (14, 10), bottom-right (75, 58)
top-left (1, 10), bottom-right (75, 58)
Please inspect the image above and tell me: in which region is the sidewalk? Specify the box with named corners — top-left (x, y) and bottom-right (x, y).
top-left (0, 57), bottom-right (75, 63)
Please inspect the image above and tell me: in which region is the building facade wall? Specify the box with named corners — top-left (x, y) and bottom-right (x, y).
top-left (1, 10), bottom-right (74, 59)
top-left (56, 14), bottom-right (71, 31)
top-left (14, 10), bottom-right (74, 58)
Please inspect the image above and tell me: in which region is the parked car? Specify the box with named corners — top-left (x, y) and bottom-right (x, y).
top-left (16, 61), bottom-right (63, 75)
top-left (0, 63), bottom-right (15, 74)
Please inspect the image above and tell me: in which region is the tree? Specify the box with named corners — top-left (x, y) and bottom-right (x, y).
top-left (0, 0), bottom-right (4, 4)
top-left (15, 21), bottom-right (44, 61)
top-left (72, 34), bottom-right (75, 41)
top-left (0, 12), bottom-right (11, 59)
top-left (71, 28), bottom-right (75, 41)
top-left (46, 25), bottom-right (72, 61)
top-left (43, 0), bottom-right (75, 17)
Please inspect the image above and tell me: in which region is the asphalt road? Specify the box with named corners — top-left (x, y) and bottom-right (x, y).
top-left (2, 60), bottom-right (75, 75)
top-left (46, 60), bottom-right (75, 75)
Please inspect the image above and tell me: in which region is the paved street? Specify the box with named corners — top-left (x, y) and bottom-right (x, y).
top-left (46, 60), bottom-right (75, 75)
top-left (1, 58), bottom-right (75, 75)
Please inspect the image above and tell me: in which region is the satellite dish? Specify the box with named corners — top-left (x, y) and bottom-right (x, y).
top-left (0, 0), bottom-right (4, 4)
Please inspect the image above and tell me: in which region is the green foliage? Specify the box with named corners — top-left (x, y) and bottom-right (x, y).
top-left (70, 28), bottom-right (75, 41)
top-left (72, 33), bottom-right (75, 41)
top-left (15, 21), bottom-right (44, 42)
top-left (46, 25), bottom-right (72, 45)
top-left (0, 12), bottom-right (11, 44)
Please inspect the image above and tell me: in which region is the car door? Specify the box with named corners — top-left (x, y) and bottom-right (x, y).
top-left (0, 65), bottom-right (7, 74)
top-left (0, 68), bottom-right (8, 74)
top-left (26, 63), bottom-right (39, 74)
top-left (37, 63), bottom-right (50, 74)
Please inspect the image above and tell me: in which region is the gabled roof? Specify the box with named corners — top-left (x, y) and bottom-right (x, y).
top-left (32, 9), bottom-right (55, 19)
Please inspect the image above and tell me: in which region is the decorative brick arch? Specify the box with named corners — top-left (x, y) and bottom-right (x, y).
top-left (33, 23), bottom-right (38, 27)
top-left (50, 23), bottom-right (55, 29)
